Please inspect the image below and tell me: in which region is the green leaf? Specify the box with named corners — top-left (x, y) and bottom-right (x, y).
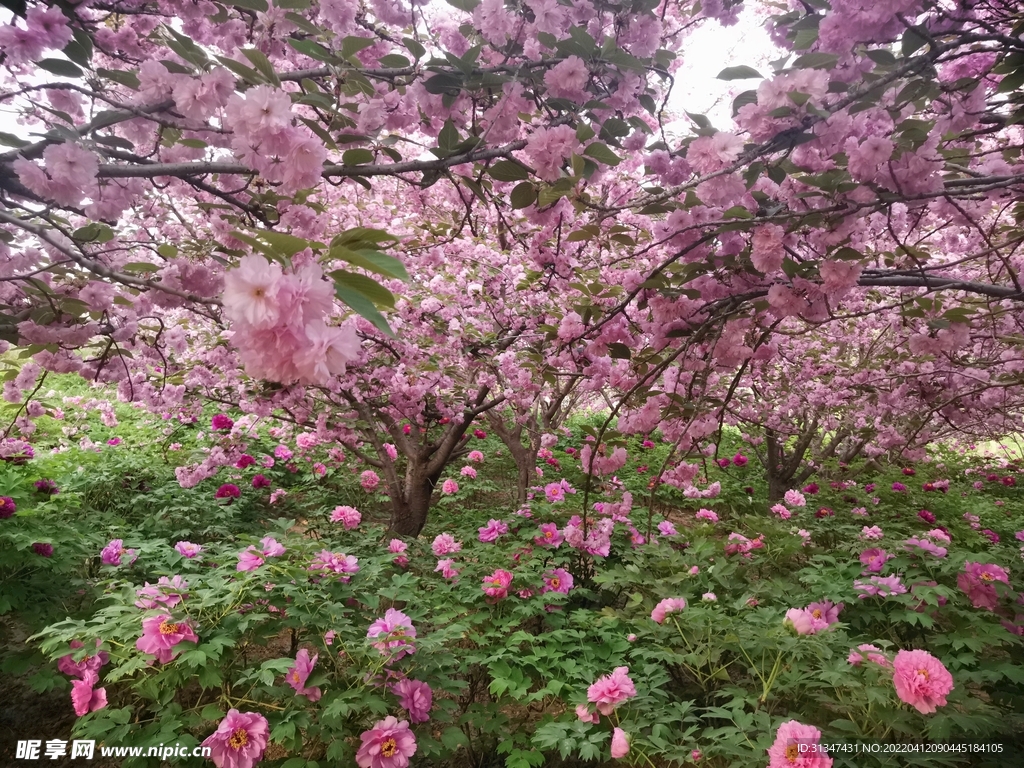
top-left (717, 65), bottom-right (763, 80)
top-left (438, 119), bottom-right (459, 153)
top-left (901, 26), bottom-right (930, 57)
top-left (340, 36), bottom-right (376, 62)
top-left (63, 29), bottom-right (93, 68)
top-left (608, 343), bottom-right (631, 359)
top-left (287, 38), bottom-right (336, 64)
top-left (378, 54), bottom-right (411, 68)
top-left (509, 182), bottom-right (537, 209)
top-left (215, 56), bottom-right (263, 85)
top-left (37, 59), bottom-right (83, 78)
top-left (333, 283), bottom-right (394, 337)
top-left (258, 231), bottom-right (319, 257)
top-left (0, 132), bottom-right (29, 148)
top-left (403, 38), bottom-right (426, 60)
top-left (583, 142), bottom-right (622, 166)
top-left (330, 269), bottom-right (395, 308)
top-left (342, 148), bottom-right (375, 165)
top-left (241, 48), bottom-right (280, 86)
top-left (330, 247), bottom-right (408, 281)
top-left (97, 68), bottom-right (140, 90)
top-left (423, 73), bottom-right (463, 95)
top-left (441, 727), bottom-right (470, 751)
top-left (792, 53), bottom-right (839, 70)
top-left (487, 160), bottom-right (531, 182)
top-left (732, 90), bottom-right (758, 117)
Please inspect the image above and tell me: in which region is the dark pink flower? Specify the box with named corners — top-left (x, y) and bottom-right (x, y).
top-left (135, 614), bottom-right (197, 664)
top-left (251, 474), bottom-right (270, 488)
top-left (201, 709), bottom-right (269, 768)
top-left (33, 542), bottom-right (53, 557)
top-left (802, 483), bottom-right (819, 494)
top-left (902, 467), bottom-right (915, 476)
top-left (235, 454), bottom-right (255, 468)
top-left (541, 568), bottom-right (573, 595)
top-left (716, 458), bottom-right (731, 468)
top-left (70, 671), bottom-right (107, 717)
top-left (211, 414), bottom-right (234, 431)
top-left (215, 483), bottom-right (240, 500)
top-left (957, 562), bottom-right (1009, 610)
top-left (0, 496), bottom-right (15, 518)
top-left (732, 453), bottom-right (748, 467)
top-left (918, 509), bottom-right (936, 524)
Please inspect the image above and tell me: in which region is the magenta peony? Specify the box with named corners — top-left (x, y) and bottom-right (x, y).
top-left (482, 569), bottom-right (513, 600)
top-left (285, 648), bottom-right (321, 701)
top-left (211, 413), bottom-right (234, 431)
top-left (135, 614), bottom-right (198, 664)
top-left (367, 608), bottom-right (417, 660)
top-left (393, 678), bottom-right (432, 723)
top-left (201, 709), bottom-right (269, 768)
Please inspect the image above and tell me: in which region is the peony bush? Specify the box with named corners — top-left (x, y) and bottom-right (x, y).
top-left (0, 389), bottom-right (1021, 767)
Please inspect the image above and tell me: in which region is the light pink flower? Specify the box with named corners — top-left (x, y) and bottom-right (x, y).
top-left (222, 255), bottom-right (283, 329)
top-left (482, 569), bottom-right (513, 600)
top-left (435, 559), bottom-right (459, 579)
top-left (771, 504), bottom-right (792, 519)
top-left (468, 450), bottom-right (484, 463)
top-left (784, 489), bottom-right (806, 507)
top-left (651, 597), bottom-right (687, 624)
top-left (860, 526), bottom-right (883, 541)
top-left (201, 709), bottom-right (269, 768)
top-left (657, 520), bottom-right (678, 536)
top-left (784, 608), bottom-right (827, 635)
top-left (285, 648), bottom-right (322, 701)
top-left (134, 576), bottom-right (188, 609)
top-left (807, 600), bottom-right (843, 625)
top-left (355, 716), bottom-right (417, 768)
top-left (460, 465), bottom-right (477, 478)
top-left (57, 639), bottom-right (108, 680)
top-left (695, 508), bottom-right (718, 523)
top-left (575, 703), bottom-right (600, 723)
top-left (175, 541), bottom-right (203, 558)
top-left (859, 547), bottom-right (892, 573)
top-left (431, 533), bottom-right (462, 556)
top-left (855, 575), bottom-right (907, 598)
top-left (767, 720), bottom-right (832, 768)
top-left (610, 727), bottom-right (630, 759)
top-left (441, 478), bottom-right (459, 495)
top-left (848, 644), bottom-right (890, 667)
top-left (893, 649), bottom-right (954, 714)
top-left (331, 505), bottom-right (362, 529)
top-left (957, 562), bottom-right (1009, 610)
top-left (587, 666), bottom-right (636, 715)
top-left (361, 470), bottom-right (380, 491)
top-left (367, 609), bottom-right (417, 660)
top-left (478, 519), bottom-right (509, 542)
top-left (135, 614), bottom-right (198, 664)
top-left (394, 679), bottom-right (432, 723)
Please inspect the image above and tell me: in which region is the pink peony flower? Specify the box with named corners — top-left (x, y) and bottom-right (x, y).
top-left (482, 569), bottom-right (513, 600)
top-left (361, 470), bottom-right (380, 491)
top-left (441, 478), bottom-right (459, 495)
top-left (771, 504), bottom-right (792, 519)
top-left (848, 644), bottom-right (890, 667)
top-left (587, 666), bottom-right (636, 715)
top-left (767, 720), bottom-right (832, 768)
top-left (610, 727), bottom-right (630, 759)
top-left (308, 550), bottom-right (360, 582)
top-left (784, 608), bottom-right (827, 635)
top-left (732, 453), bottom-right (748, 467)
top-left (175, 541), bottom-right (203, 558)
top-left (535, 522), bottom-right (564, 547)
top-left (252, 474), bottom-right (271, 488)
top-left (575, 703), bottom-right (600, 723)
top-left (859, 547), bottom-right (893, 573)
top-left (806, 600), bottom-right (843, 625)
top-left (468, 450), bottom-right (484, 463)
top-left (331, 505), bottom-right (362, 529)
top-left (355, 716), bottom-right (417, 768)
top-left (478, 519), bottom-right (509, 542)
top-left (285, 648), bottom-right (322, 701)
top-left (215, 483), bottom-right (241, 500)
top-left (855, 575), bottom-right (907, 598)
top-left (201, 709), bottom-right (269, 768)
top-left (435, 559), bottom-right (459, 579)
top-left (237, 547), bottom-right (265, 572)
top-left (957, 562), bottom-right (1009, 611)
top-left (134, 575), bottom-right (189, 609)
top-left (101, 539), bottom-right (128, 566)
top-left (135, 614), bottom-right (198, 664)
top-left (57, 639), bottom-right (109, 680)
top-left (651, 597), bottom-right (687, 624)
top-left (542, 568), bottom-right (574, 595)
top-left (367, 608), bottom-right (416, 660)
top-left (431, 533), bottom-right (462, 556)
top-left (860, 525), bottom-right (883, 541)
top-left (544, 482), bottom-right (565, 502)
top-left (211, 414), bottom-right (234, 431)
top-left (892, 649), bottom-right (954, 714)
top-left (784, 489), bottom-right (806, 507)
top-left (394, 678), bottom-right (432, 723)
top-left (657, 520), bottom-right (678, 536)
top-left (695, 508), bottom-right (718, 523)
top-left (460, 465), bottom-right (477, 478)
top-left (71, 672), bottom-right (107, 717)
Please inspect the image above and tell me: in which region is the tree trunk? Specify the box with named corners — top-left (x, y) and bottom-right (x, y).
top-left (512, 443), bottom-right (536, 505)
top-left (388, 466), bottom-right (439, 537)
top-left (768, 472), bottom-right (791, 503)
